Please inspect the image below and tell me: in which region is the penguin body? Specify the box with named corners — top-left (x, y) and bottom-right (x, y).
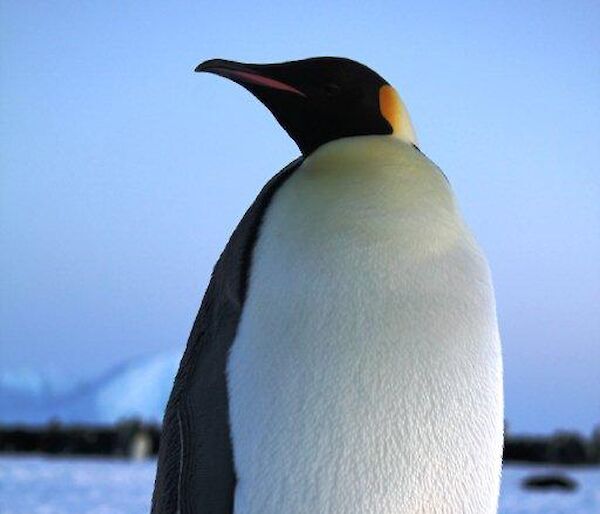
top-left (152, 57), bottom-right (504, 514)
top-left (229, 136), bottom-right (503, 513)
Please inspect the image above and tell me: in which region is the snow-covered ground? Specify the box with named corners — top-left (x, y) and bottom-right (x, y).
top-left (0, 457), bottom-right (598, 513)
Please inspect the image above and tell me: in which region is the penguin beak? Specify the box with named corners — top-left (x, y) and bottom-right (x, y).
top-left (195, 59), bottom-right (306, 97)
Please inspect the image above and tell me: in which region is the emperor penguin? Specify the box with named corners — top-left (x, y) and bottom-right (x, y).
top-left (152, 57), bottom-right (504, 514)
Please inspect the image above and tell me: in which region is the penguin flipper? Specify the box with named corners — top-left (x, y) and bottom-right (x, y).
top-left (151, 157), bottom-right (303, 514)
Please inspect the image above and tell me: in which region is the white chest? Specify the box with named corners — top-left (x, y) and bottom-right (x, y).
top-left (227, 137), bottom-right (503, 514)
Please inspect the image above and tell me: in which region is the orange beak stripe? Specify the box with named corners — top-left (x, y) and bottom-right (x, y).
top-left (209, 67), bottom-right (306, 97)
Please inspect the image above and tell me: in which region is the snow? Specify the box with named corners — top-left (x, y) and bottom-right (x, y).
top-left (0, 457), bottom-right (598, 514)
top-left (0, 456), bottom-right (155, 514)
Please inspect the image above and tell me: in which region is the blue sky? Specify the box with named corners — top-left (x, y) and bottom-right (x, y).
top-left (1, 1), bottom-right (598, 435)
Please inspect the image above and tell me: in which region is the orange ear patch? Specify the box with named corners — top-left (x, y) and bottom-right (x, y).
top-left (378, 84), bottom-right (417, 144)
top-left (379, 85), bottom-right (401, 133)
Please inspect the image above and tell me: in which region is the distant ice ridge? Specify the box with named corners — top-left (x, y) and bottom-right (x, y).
top-left (0, 350), bottom-right (182, 425)
top-left (0, 367), bottom-right (74, 397)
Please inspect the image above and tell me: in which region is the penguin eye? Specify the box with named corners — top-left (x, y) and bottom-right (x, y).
top-left (323, 83), bottom-right (341, 97)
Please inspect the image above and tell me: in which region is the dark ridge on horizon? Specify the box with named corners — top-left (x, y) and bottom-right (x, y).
top-left (1, 420), bottom-right (599, 465)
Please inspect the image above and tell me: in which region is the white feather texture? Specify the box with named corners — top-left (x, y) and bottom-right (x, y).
top-left (227, 136), bottom-right (504, 514)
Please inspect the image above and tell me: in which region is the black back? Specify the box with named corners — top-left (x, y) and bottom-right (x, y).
top-left (151, 158), bottom-right (303, 513)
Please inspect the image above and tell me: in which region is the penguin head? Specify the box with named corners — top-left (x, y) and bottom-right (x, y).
top-left (196, 57), bottom-right (416, 156)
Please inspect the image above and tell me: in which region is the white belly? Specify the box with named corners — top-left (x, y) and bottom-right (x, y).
top-left (227, 136), bottom-right (503, 514)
